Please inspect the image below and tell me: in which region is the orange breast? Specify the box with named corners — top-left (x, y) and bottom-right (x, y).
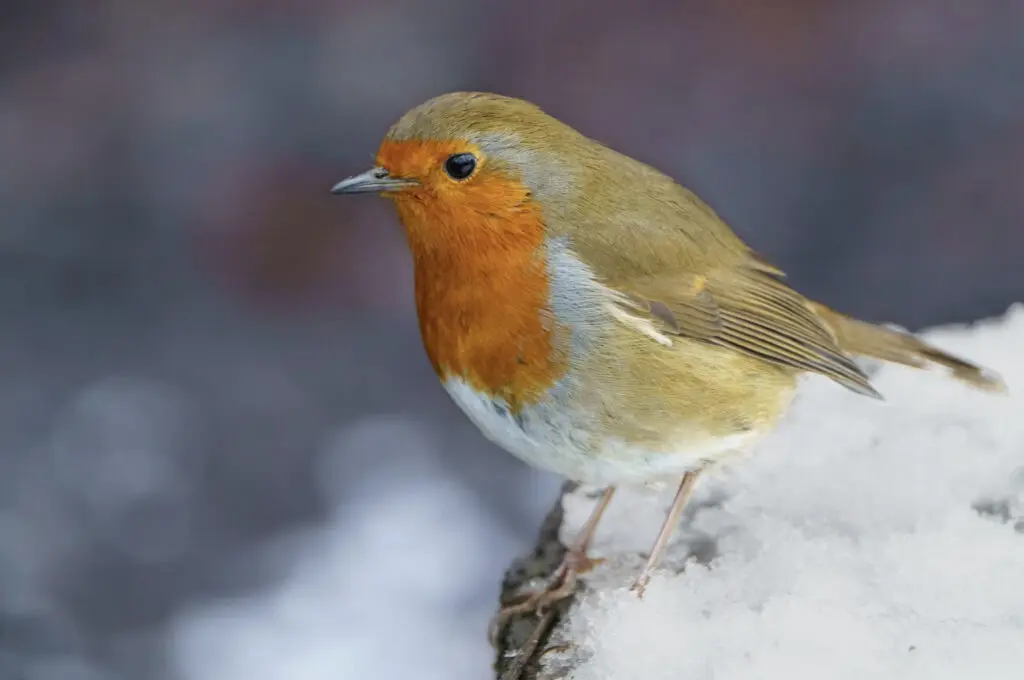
top-left (382, 142), bottom-right (569, 413)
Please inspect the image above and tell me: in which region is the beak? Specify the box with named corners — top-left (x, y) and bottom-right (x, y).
top-left (330, 167), bottom-right (417, 195)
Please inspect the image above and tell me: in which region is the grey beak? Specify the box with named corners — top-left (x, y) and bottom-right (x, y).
top-left (331, 167), bottom-right (417, 195)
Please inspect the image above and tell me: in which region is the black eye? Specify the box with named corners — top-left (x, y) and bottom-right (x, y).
top-left (444, 153), bottom-right (477, 180)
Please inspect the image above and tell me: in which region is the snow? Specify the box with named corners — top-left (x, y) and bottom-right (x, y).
top-left (542, 304), bottom-right (1024, 680)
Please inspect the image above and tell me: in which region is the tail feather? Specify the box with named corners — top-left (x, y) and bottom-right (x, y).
top-left (809, 302), bottom-right (1007, 394)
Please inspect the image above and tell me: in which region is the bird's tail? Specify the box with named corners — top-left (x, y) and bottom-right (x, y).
top-left (809, 302), bottom-right (1007, 393)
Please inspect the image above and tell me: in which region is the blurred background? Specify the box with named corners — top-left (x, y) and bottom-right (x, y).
top-left (1, 1), bottom-right (1022, 678)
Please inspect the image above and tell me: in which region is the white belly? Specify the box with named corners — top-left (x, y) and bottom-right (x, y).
top-left (442, 377), bottom-right (761, 486)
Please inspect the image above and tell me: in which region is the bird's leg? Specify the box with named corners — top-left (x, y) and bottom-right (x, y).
top-left (630, 469), bottom-right (703, 598)
top-left (489, 486), bottom-right (615, 644)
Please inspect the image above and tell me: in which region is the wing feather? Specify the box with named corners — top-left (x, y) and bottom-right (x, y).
top-left (612, 261), bottom-right (880, 398)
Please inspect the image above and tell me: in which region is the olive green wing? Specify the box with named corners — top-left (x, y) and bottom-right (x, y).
top-left (608, 256), bottom-right (881, 398)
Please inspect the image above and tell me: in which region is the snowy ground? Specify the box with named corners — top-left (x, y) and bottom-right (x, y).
top-left (534, 304), bottom-right (1024, 680)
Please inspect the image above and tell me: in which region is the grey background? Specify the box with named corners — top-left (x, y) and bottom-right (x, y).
top-left (1, 1), bottom-right (1022, 678)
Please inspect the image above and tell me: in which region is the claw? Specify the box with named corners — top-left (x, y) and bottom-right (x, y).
top-left (488, 553), bottom-right (585, 647)
top-left (628, 575), bottom-right (649, 599)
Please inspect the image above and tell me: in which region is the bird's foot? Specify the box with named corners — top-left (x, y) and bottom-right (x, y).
top-left (628, 572), bottom-right (650, 599)
top-left (488, 549), bottom-right (602, 646)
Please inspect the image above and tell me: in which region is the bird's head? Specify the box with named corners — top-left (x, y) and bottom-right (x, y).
top-left (332, 92), bottom-right (595, 250)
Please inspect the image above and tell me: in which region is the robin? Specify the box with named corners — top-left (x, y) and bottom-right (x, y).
top-left (331, 92), bottom-right (1005, 630)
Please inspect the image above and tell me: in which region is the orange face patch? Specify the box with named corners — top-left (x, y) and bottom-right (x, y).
top-left (376, 139), bottom-right (568, 411)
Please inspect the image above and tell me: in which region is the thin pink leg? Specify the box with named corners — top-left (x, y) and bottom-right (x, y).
top-left (565, 485), bottom-right (616, 558)
top-left (630, 470), bottom-right (703, 598)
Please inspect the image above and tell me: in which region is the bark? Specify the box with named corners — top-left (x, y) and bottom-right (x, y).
top-left (492, 482), bottom-right (582, 680)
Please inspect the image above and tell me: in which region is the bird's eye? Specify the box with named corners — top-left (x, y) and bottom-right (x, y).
top-left (444, 153), bottom-right (477, 180)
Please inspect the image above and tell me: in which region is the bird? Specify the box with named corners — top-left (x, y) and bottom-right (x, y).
top-left (331, 91), bottom-right (1005, 635)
